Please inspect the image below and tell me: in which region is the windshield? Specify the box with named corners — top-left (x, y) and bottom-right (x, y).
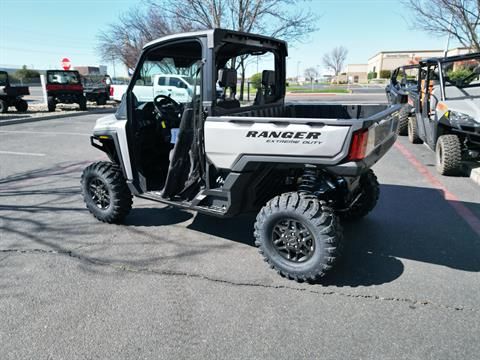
top-left (442, 56), bottom-right (480, 92)
top-left (0, 72), bottom-right (7, 86)
top-left (47, 71), bottom-right (80, 84)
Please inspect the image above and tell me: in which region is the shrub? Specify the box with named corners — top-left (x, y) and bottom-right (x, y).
top-left (250, 72), bottom-right (262, 89)
top-left (367, 72), bottom-right (377, 80)
top-left (380, 70), bottom-right (392, 79)
top-left (447, 68), bottom-right (474, 83)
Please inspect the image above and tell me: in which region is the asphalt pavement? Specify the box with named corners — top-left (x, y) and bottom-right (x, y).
top-left (1, 111), bottom-right (479, 359)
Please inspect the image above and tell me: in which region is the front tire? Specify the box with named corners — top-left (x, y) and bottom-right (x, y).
top-left (435, 135), bottom-right (462, 176)
top-left (397, 105), bottom-right (411, 136)
top-left (47, 96), bottom-right (56, 112)
top-left (339, 169), bottom-right (379, 221)
top-left (254, 192), bottom-right (342, 282)
top-left (408, 117), bottom-right (422, 144)
top-left (15, 99), bottom-right (28, 112)
top-left (81, 161), bottom-right (132, 223)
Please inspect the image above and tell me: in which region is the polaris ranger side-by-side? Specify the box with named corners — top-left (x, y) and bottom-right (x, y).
top-left (0, 71), bottom-right (29, 113)
top-left (46, 70), bottom-right (87, 111)
top-left (81, 29), bottom-right (400, 282)
top-left (386, 64), bottom-right (420, 135)
top-left (407, 53), bottom-right (480, 175)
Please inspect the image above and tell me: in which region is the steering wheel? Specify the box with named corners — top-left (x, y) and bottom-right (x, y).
top-left (153, 94), bottom-right (182, 115)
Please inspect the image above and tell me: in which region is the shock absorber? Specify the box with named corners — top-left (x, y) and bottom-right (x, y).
top-left (298, 166), bottom-right (318, 194)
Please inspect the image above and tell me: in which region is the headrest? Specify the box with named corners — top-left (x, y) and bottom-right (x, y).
top-left (218, 69), bottom-right (237, 88)
top-left (262, 70), bottom-right (275, 87)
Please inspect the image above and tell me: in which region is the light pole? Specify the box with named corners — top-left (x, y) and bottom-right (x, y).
top-left (297, 61), bottom-right (301, 85)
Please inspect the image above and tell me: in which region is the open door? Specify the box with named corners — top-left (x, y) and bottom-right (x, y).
top-left (125, 39), bottom-right (204, 196)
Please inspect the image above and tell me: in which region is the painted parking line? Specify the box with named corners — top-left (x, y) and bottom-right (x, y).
top-left (0, 130), bottom-right (90, 136)
top-left (0, 150), bottom-right (46, 157)
top-left (395, 141), bottom-right (480, 238)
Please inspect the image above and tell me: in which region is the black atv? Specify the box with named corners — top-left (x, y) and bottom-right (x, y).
top-left (386, 64), bottom-right (419, 135)
top-left (46, 70), bottom-right (87, 112)
top-left (83, 74), bottom-right (112, 105)
top-left (0, 71), bottom-right (29, 113)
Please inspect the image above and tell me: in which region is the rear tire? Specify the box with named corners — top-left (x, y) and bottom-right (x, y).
top-left (339, 169), bottom-right (379, 221)
top-left (47, 96), bottom-right (56, 112)
top-left (0, 99), bottom-right (7, 113)
top-left (81, 161), bottom-right (133, 223)
top-left (15, 99), bottom-right (28, 112)
top-left (96, 94), bottom-right (107, 106)
top-left (397, 105), bottom-right (410, 136)
top-left (78, 95), bottom-right (87, 111)
top-left (435, 135), bottom-right (462, 176)
top-left (254, 192), bottom-right (342, 282)
top-left (408, 117), bottom-right (422, 144)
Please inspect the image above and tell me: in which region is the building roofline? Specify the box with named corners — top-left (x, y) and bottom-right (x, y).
top-left (368, 49), bottom-right (443, 61)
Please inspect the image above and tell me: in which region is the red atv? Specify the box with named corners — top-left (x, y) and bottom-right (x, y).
top-left (46, 70), bottom-right (86, 112)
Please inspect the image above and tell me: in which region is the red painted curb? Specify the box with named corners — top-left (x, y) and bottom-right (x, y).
top-left (394, 142), bottom-right (480, 238)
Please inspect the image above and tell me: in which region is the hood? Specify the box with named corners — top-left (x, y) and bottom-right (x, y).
top-left (93, 113), bottom-right (122, 133)
top-left (444, 86), bottom-right (480, 120)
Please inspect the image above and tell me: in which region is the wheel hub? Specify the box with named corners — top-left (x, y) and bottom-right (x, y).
top-left (89, 178), bottom-right (110, 210)
top-left (272, 219), bottom-right (314, 262)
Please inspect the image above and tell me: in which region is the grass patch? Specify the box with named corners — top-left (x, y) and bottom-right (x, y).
top-left (287, 87), bottom-right (350, 94)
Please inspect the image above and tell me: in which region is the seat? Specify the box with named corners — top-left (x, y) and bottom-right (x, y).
top-left (254, 70), bottom-right (276, 105)
top-left (217, 69), bottom-right (240, 109)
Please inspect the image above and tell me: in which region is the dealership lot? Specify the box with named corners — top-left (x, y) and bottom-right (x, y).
top-left (1, 107), bottom-right (480, 359)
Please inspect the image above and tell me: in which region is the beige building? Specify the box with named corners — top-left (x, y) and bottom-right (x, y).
top-left (346, 64), bottom-right (368, 83)
top-left (367, 48), bottom-right (472, 78)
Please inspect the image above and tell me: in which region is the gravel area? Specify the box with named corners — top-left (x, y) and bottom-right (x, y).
top-left (0, 101), bottom-right (118, 120)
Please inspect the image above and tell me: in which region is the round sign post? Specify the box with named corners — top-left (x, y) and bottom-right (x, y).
top-left (61, 58), bottom-right (71, 70)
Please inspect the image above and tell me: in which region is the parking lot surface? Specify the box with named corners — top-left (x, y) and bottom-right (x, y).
top-left (1, 111), bottom-right (479, 359)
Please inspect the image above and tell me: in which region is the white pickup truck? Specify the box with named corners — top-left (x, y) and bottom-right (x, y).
top-left (110, 74), bottom-right (195, 103)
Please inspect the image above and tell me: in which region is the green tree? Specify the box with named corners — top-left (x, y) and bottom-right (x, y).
top-left (250, 72), bottom-right (262, 89)
top-left (14, 65), bottom-right (40, 82)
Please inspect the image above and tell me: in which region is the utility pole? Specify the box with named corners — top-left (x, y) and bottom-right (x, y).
top-left (297, 61), bottom-right (301, 85)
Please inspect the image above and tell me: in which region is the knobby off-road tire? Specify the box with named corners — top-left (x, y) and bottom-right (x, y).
top-left (339, 169), bottom-right (379, 221)
top-left (254, 192), bottom-right (342, 282)
top-left (435, 134), bottom-right (462, 176)
top-left (15, 99), bottom-right (28, 112)
top-left (47, 96), bottom-right (56, 112)
top-left (397, 105), bottom-right (411, 136)
top-left (96, 94), bottom-right (107, 106)
top-left (408, 116), bottom-right (422, 144)
top-left (78, 96), bottom-right (87, 111)
top-left (81, 161), bottom-right (133, 223)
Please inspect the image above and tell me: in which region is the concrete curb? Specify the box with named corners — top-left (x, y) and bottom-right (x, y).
top-left (0, 108), bottom-right (116, 127)
top-left (464, 161), bottom-right (480, 186)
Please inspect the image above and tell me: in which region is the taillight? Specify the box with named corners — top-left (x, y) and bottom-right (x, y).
top-left (347, 129), bottom-right (369, 161)
top-left (110, 86), bottom-right (114, 96)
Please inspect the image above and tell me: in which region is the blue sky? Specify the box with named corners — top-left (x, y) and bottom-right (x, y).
top-left (0, 0), bottom-right (456, 77)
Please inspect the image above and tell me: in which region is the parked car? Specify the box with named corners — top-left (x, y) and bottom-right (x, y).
top-left (46, 70), bottom-right (86, 111)
top-left (0, 71), bottom-right (29, 113)
top-left (80, 29), bottom-right (400, 282)
top-left (386, 64), bottom-right (419, 135)
top-left (408, 52), bottom-right (480, 175)
top-left (82, 74), bottom-right (111, 105)
top-left (110, 75), bottom-right (224, 103)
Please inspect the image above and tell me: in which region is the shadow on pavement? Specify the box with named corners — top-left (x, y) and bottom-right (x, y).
top-left (187, 183), bottom-right (480, 286)
top-left (2, 160), bottom-right (479, 288)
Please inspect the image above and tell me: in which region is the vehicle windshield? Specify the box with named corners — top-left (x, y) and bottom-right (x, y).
top-left (0, 72), bottom-right (8, 86)
top-left (442, 56), bottom-right (480, 94)
top-left (47, 71), bottom-right (80, 84)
